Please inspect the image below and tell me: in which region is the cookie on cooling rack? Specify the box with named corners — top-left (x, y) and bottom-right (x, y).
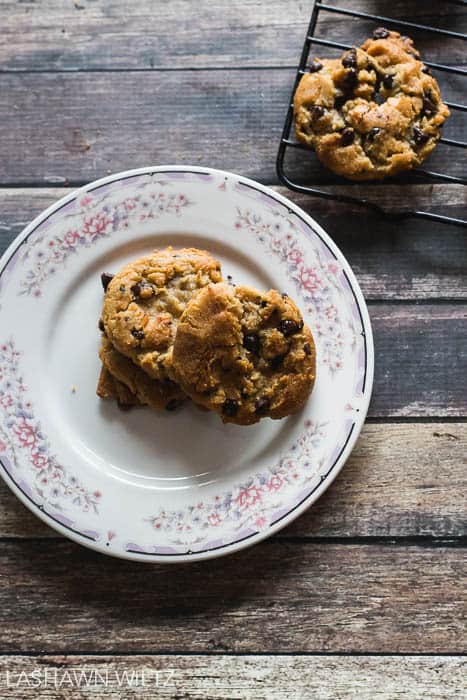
top-left (293, 28), bottom-right (450, 180)
top-left (171, 282), bottom-right (316, 426)
top-left (101, 247), bottom-right (222, 382)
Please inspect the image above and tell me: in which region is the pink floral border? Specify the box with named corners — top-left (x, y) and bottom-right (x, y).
top-left (18, 180), bottom-right (192, 297)
top-left (0, 339), bottom-right (101, 515)
top-left (143, 420), bottom-right (328, 550)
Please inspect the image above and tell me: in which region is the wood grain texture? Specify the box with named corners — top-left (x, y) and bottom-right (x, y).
top-left (1, 70), bottom-right (464, 186)
top-left (0, 655), bottom-right (465, 699)
top-left (370, 305), bottom-right (467, 417)
top-left (0, 0), bottom-right (466, 669)
top-left (0, 187), bottom-right (466, 300)
top-left (2, 0), bottom-right (466, 71)
top-left (0, 541), bottom-right (464, 653)
top-left (0, 423), bottom-right (465, 539)
top-left (285, 422), bottom-right (467, 538)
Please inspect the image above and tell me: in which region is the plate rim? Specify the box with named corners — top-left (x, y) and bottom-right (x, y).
top-left (0, 165), bottom-right (374, 563)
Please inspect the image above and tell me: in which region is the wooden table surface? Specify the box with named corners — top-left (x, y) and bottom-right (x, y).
top-left (1, 1), bottom-right (466, 698)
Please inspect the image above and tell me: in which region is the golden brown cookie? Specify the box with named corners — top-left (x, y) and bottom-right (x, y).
top-left (101, 247), bottom-right (222, 381)
top-left (96, 365), bottom-right (141, 408)
top-left (294, 28), bottom-right (449, 180)
top-left (172, 283), bottom-right (316, 425)
top-left (99, 335), bottom-right (185, 411)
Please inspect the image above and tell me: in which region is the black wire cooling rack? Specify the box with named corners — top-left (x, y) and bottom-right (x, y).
top-left (276, 0), bottom-right (467, 227)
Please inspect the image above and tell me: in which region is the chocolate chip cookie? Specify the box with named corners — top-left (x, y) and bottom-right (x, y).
top-left (294, 29), bottom-right (449, 180)
top-left (172, 283), bottom-right (316, 425)
top-left (99, 335), bottom-right (185, 411)
top-left (101, 247), bottom-right (222, 381)
top-left (96, 364), bottom-right (141, 408)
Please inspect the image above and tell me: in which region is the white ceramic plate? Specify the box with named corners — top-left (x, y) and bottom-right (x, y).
top-left (0, 166), bottom-right (373, 562)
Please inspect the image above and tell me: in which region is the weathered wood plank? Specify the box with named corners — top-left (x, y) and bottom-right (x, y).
top-left (0, 541), bottom-right (464, 652)
top-left (370, 305), bottom-right (467, 417)
top-left (2, 0), bottom-right (466, 71)
top-left (1, 187), bottom-right (466, 300)
top-left (0, 655), bottom-right (465, 699)
top-left (286, 422), bottom-right (467, 538)
top-left (285, 187), bottom-right (467, 300)
top-left (1, 71), bottom-right (464, 186)
top-left (0, 423), bottom-right (465, 540)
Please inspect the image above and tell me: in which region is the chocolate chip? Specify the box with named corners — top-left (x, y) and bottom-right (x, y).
top-left (422, 102), bottom-right (434, 117)
top-left (367, 127), bottom-right (381, 140)
top-left (422, 65), bottom-right (432, 75)
top-left (309, 59), bottom-right (323, 73)
top-left (340, 128), bottom-right (355, 146)
top-left (334, 94), bottom-right (347, 110)
top-left (222, 399), bottom-right (238, 417)
top-left (382, 74), bottom-right (394, 89)
top-left (373, 89), bottom-right (385, 105)
top-left (131, 328), bottom-right (145, 340)
top-left (165, 399), bottom-right (181, 411)
top-left (227, 275), bottom-right (233, 281)
top-left (261, 300), bottom-right (268, 308)
top-left (423, 89), bottom-right (437, 117)
top-left (413, 127), bottom-right (430, 145)
top-left (119, 285), bottom-right (126, 293)
top-left (131, 282), bottom-right (154, 299)
top-left (243, 332), bottom-right (260, 354)
top-left (98, 319), bottom-right (105, 332)
top-left (341, 67), bottom-right (358, 91)
top-left (101, 272), bottom-right (114, 292)
top-left (342, 48), bottom-right (357, 69)
top-left (422, 92), bottom-right (436, 117)
top-left (373, 27), bottom-right (389, 39)
top-left (255, 397), bottom-right (270, 414)
top-left (304, 342), bottom-right (312, 356)
top-left (269, 355), bottom-right (285, 370)
top-left (279, 319), bottom-right (300, 336)
top-left (311, 105), bottom-right (326, 120)
top-left (281, 293), bottom-right (288, 299)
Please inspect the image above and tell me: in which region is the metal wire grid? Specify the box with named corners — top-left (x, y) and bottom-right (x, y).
top-left (276, 0), bottom-right (467, 227)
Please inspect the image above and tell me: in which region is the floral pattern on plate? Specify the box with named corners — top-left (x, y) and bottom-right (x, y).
top-left (18, 181), bottom-right (193, 297)
top-left (0, 339), bottom-right (101, 514)
top-left (145, 420), bottom-right (327, 548)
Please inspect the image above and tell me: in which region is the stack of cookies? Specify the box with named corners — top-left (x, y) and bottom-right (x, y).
top-left (97, 247), bottom-right (316, 426)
